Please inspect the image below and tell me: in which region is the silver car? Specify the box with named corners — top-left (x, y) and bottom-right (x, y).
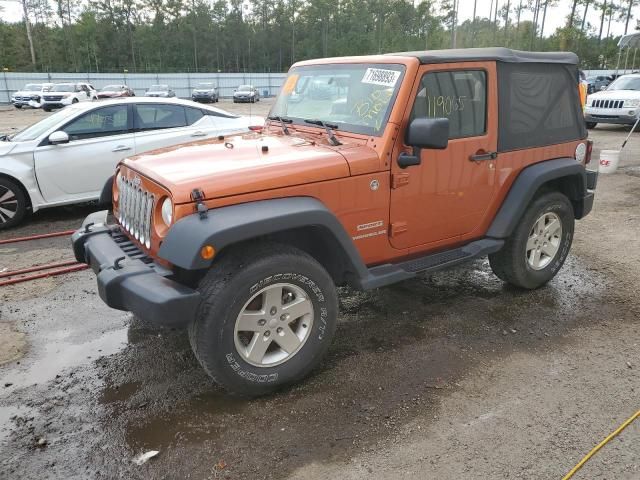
top-left (145, 85), bottom-right (176, 98)
top-left (233, 85), bottom-right (260, 103)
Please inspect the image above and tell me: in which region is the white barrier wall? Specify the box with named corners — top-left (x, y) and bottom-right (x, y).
top-left (0, 71), bottom-right (287, 104)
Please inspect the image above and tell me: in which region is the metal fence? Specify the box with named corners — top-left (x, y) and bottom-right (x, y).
top-left (0, 71), bottom-right (287, 104)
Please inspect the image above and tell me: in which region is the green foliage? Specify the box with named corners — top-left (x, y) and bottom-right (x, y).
top-left (0, 0), bottom-right (635, 72)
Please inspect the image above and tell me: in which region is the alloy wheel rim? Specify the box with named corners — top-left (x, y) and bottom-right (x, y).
top-left (526, 212), bottom-right (562, 270)
top-left (0, 185), bottom-right (18, 224)
top-left (234, 282), bottom-right (314, 367)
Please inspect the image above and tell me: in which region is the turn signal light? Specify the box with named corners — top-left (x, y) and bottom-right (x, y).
top-left (201, 245), bottom-right (215, 260)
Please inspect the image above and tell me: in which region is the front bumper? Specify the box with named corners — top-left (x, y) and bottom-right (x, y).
top-left (233, 96), bottom-right (254, 102)
top-left (585, 107), bottom-right (639, 125)
top-left (72, 211), bottom-right (200, 328)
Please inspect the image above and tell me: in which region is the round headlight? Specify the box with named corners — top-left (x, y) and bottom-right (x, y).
top-left (161, 197), bottom-right (173, 226)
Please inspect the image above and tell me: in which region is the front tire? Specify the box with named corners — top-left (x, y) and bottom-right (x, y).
top-left (489, 192), bottom-right (574, 289)
top-left (189, 243), bottom-right (338, 396)
top-left (0, 178), bottom-right (27, 230)
top-left (14, 105), bottom-right (22, 109)
top-left (585, 122), bottom-right (597, 129)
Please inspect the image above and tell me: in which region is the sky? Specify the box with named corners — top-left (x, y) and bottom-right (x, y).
top-left (0, 0), bottom-right (634, 38)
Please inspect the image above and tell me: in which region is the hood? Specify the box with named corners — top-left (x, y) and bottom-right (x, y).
top-left (123, 132), bottom-right (360, 203)
top-left (193, 89), bottom-right (214, 93)
top-left (589, 89), bottom-right (640, 100)
top-left (0, 141), bottom-right (17, 155)
top-left (14, 90), bottom-right (41, 96)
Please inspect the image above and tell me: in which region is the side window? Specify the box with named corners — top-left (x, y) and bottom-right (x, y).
top-left (135, 104), bottom-right (187, 130)
top-left (185, 107), bottom-right (204, 126)
top-left (63, 105), bottom-right (130, 141)
top-left (410, 70), bottom-right (487, 139)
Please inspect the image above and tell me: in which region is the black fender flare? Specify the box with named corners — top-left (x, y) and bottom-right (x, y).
top-left (158, 196), bottom-right (370, 281)
top-left (486, 157), bottom-right (588, 239)
top-left (99, 175), bottom-right (114, 206)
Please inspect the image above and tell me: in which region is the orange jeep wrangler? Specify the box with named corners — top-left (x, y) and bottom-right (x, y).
top-left (73, 48), bottom-right (597, 396)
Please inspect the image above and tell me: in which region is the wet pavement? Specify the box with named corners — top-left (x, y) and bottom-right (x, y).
top-left (1, 124), bottom-right (639, 479)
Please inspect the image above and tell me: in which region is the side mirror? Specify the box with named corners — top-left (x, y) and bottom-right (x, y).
top-left (398, 118), bottom-right (449, 169)
top-left (406, 117), bottom-right (449, 150)
top-left (48, 131), bottom-right (69, 145)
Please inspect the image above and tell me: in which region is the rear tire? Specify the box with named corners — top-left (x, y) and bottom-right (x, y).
top-left (14, 105), bottom-right (22, 109)
top-left (189, 243), bottom-right (338, 396)
top-left (585, 122), bottom-right (597, 129)
top-left (489, 192), bottom-right (574, 289)
top-left (43, 107), bottom-right (51, 112)
top-left (0, 177), bottom-right (28, 230)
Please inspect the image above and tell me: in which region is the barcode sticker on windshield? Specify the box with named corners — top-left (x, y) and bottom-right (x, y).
top-left (361, 68), bottom-right (401, 87)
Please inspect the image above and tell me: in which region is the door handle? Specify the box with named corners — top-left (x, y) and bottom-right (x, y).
top-left (191, 131), bottom-right (207, 137)
top-left (112, 145), bottom-right (132, 152)
top-left (469, 151), bottom-right (497, 162)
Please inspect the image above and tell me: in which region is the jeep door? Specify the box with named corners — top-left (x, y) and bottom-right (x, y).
top-left (34, 104), bottom-right (135, 203)
top-left (132, 103), bottom-right (222, 154)
top-left (389, 61), bottom-right (498, 250)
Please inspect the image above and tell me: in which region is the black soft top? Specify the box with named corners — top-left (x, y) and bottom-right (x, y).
top-left (387, 47), bottom-right (578, 65)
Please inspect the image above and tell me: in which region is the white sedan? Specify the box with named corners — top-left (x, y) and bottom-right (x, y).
top-left (0, 97), bottom-right (263, 229)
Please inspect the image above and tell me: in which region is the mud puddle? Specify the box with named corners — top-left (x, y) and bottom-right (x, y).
top-left (0, 255), bottom-right (615, 479)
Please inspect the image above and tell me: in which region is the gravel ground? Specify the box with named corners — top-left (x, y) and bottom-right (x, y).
top-left (0, 106), bottom-right (638, 479)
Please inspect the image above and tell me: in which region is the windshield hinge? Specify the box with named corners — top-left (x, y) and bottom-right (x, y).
top-left (191, 188), bottom-right (208, 219)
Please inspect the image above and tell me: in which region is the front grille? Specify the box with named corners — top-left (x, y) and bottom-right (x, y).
top-left (44, 95), bottom-right (63, 101)
top-left (592, 99), bottom-right (624, 109)
top-left (117, 175), bottom-right (154, 249)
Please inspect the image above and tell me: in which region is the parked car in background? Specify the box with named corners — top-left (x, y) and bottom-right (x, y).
top-left (42, 83), bottom-right (98, 111)
top-left (584, 73), bottom-right (640, 129)
top-left (145, 85), bottom-right (175, 97)
top-left (192, 82), bottom-right (219, 103)
top-left (10, 83), bottom-right (54, 109)
top-left (98, 84), bottom-right (135, 98)
top-left (586, 75), bottom-right (612, 94)
top-left (233, 85), bottom-right (260, 103)
top-left (0, 97), bottom-right (263, 229)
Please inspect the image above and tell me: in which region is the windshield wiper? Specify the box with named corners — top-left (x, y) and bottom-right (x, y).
top-left (267, 115), bottom-right (292, 135)
top-left (304, 119), bottom-right (342, 146)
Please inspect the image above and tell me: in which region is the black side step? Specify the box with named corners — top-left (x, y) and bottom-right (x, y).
top-left (360, 238), bottom-right (504, 290)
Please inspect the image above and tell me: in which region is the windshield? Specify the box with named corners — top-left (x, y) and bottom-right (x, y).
top-left (24, 84), bottom-right (42, 91)
top-left (270, 63), bottom-right (405, 135)
top-left (196, 83), bottom-right (214, 89)
top-left (52, 84), bottom-right (76, 92)
top-left (101, 85), bottom-right (122, 91)
top-left (10, 107), bottom-right (79, 142)
top-left (606, 76), bottom-right (640, 91)
top-left (149, 85), bottom-right (168, 91)
top-left (238, 85), bottom-right (252, 91)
